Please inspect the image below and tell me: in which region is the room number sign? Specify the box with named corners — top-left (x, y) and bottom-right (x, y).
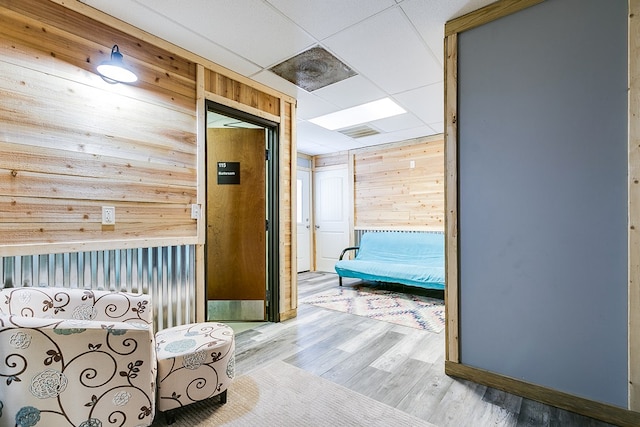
top-left (217, 162), bottom-right (240, 184)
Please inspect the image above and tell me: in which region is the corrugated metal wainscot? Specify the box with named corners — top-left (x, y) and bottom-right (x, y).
top-left (0, 245), bottom-right (196, 330)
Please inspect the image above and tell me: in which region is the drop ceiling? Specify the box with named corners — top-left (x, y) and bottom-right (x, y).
top-left (79, 0), bottom-right (495, 155)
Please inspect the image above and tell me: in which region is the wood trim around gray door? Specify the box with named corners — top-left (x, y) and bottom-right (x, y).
top-left (444, 0), bottom-right (640, 421)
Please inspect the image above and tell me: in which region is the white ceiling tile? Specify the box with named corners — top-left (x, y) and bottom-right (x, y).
top-left (250, 70), bottom-right (301, 98)
top-left (296, 134), bottom-right (338, 155)
top-left (400, 1), bottom-right (445, 66)
top-left (324, 7), bottom-right (442, 94)
top-left (266, 0), bottom-right (396, 40)
top-left (354, 125), bottom-right (440, 147)
top-left (400, 0), bottom-right (495, 23)
top-left (155, 29), bottom-right (262, 77)
top-left (296, 141), bottom-right (330, 156)
top-left (311, 75), bottom-right (387, 109)
top-left (429, 122), bottom-right (444, 133)
top-left (371, 112), bottom-right (425, 133)
top-left (297, 121), bottom-right (359, 155)
top-left (447, 0), bottom-right (498, 20)
top-left (295, 92), bottom-right (343, 121)
top-left (394, 83), bottom-right (444, 124)
top-left (81, 0), bottom-right (263, 75)
top-left (207, 52), bottom-right (264, 78)
top-left (298, 121), bottom-right (353, 144)
top-left (79, 0), bottom-right (477, 155)
top-left (132, 0), bottom-right (316, 68)
top-left (429, 122), bottom-right (445, 133)
top-left (399, 0), bottom-right (494, 66)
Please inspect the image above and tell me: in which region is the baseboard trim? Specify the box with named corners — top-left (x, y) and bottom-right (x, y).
top-left (445, 361), bottom-right (640, 427)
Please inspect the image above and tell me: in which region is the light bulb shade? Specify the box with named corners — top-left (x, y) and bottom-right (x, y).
top-left (97, 45), bottom-right (138, 83)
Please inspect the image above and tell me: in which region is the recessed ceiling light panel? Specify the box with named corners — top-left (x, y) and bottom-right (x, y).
top-left (309, 98), bottom-right (406, 131)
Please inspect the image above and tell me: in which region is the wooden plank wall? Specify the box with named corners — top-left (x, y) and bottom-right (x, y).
top-left (0, 0), bottom-right (296, 320)
top-left (313, 136), bottom-right (445, 232)
top-left (205, 70), bottom-right (280, 117)
top-left (314, 151), bottom-right (350, 168)
top-left (0, 0), bottom-right (197, 254)
top-left (281, 101), bottom-right (295, 319)
top-left (354, 136), bottom-right (444, 231)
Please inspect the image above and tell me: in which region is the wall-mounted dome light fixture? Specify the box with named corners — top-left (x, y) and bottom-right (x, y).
top-left (97, 45), bottom-right (138, 84)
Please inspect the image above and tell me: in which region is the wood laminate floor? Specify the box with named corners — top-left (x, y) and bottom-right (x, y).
top-left (233, 272), bottom-right (616, 427)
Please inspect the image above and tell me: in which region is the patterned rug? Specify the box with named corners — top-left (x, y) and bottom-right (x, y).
top-left (300, 285), bottom-right (445, 333)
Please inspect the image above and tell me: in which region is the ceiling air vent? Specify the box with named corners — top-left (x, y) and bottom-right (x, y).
top-left (269, 46), bottom-right (356, 92)
top-left (338, 125), bottom-right (381, 139)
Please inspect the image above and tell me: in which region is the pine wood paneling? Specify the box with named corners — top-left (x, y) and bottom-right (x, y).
top-left (444, 32), bottom-right (459, 364)
top-left (1, 0), bottom-right (296, 323)
top-left (0, 221), bottom-right (195, 243)
top-left (354, 137), bottom-right (444, 231)
top-left (280, 100), bottom-right (296, 320)
top-left (311, 138), bottom-right (445, 234)
top-left (289, 102), bottom-right (298, 314)
top-left (0, 0), bottom-right (198, 256)
top-left (0, 197), bottom-right (191, 223)
top-left (205, 70), bottom-right (280, 117)
top-left (0, 169), bottom-right (194, 203)
top-left (314, 151), bottom-right (349, 168)
top-left (0, 142), bottom-right (195, 187)
top-left (0, 0), bottom-right (196, 108)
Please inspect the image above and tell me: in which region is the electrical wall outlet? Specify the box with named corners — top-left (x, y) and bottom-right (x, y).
top-left (102, 206), bottom-right (115, 225)
top-left (190, 204), bottom-right (201, 220)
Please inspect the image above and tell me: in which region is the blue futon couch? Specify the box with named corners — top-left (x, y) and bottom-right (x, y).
top-left (334, 231), bottom-right (445, 290)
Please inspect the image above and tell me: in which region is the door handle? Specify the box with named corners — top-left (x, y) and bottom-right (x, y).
top-left (306, 225), bottom-right (310, 229)
top-left (315, 225), bottom-right (320, 229)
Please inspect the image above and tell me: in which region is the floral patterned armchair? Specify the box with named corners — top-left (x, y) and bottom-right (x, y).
top-left (0, 287), bottom-right (156, 427)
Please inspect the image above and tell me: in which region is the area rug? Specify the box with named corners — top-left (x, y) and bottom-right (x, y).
top-left (151, 360), bottom-right (435, 426)
top-left (300, 285), bottom-right (445, 333)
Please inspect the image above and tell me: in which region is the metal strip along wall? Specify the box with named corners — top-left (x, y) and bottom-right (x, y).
top-left (0, 245), bottom-right (196, 331)
top-left (354, 229), bottom-right (444, 246)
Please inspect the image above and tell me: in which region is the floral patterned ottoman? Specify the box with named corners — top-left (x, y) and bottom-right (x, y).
top-left (155, 322), bottom-right (235, 421)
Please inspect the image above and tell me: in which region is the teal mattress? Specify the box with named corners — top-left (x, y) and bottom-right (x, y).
top-left (334, 231), bottom-right (445, 290)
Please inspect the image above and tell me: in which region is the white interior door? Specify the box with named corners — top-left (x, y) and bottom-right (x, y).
top-left (296, 169), bottom-right (311, 272)
top-left (314, 167), bottom-right (350, 272)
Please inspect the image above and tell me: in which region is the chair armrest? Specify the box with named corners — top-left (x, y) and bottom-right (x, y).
top-left (339, 246), bottom-right (360, 260)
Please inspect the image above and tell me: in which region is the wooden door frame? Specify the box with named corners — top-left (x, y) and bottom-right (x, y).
top-left (444, 0), bottom-right (640, 425)
top-left (204, 100), bottom-right (280, 322)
